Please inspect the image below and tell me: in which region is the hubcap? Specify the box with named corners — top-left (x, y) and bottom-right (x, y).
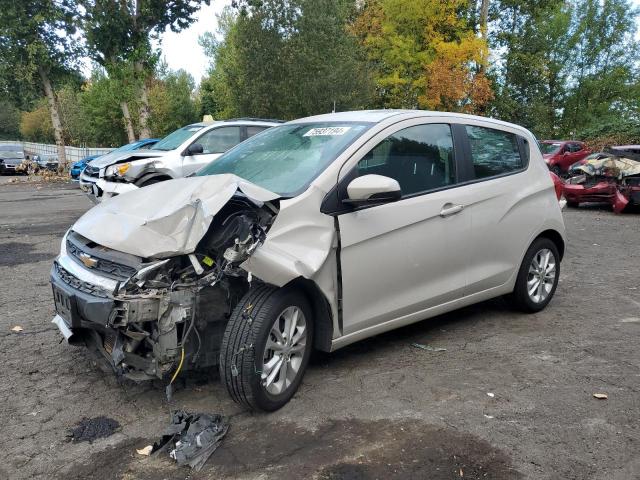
top-left (261, 306), bottom-right (307, 395)
top-left (527, 248), bottom-right (556, 303)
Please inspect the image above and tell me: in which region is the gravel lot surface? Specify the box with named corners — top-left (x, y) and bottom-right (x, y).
top-left (1, 178), bottom-right (639, 480)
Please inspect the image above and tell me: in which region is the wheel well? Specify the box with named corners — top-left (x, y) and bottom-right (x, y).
top-left (537, 229), bottom-right (565, 260)
top-left (283, 277), bottom-right (333, 352)
top-left (135, 172), bottom-right (172, 187)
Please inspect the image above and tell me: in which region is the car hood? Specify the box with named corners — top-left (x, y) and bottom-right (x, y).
top-left (89, 150), bottom-right (166, 169)
top-left (72, 174), bottom-right (279, 258)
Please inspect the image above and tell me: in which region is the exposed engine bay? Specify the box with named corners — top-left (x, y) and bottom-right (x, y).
top-left (53, 197), bottom-right (278, 381)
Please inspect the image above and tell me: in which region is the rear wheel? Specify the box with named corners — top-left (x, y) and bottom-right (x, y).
top-left (219, 285), bottom-right (313, 411)
top-left (566, 199), bottom-right (579, 208)
top-left (507, 237), bottom-right (560, 313)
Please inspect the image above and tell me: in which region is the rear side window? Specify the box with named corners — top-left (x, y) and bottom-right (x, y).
top-left (246, 126), bottom-right (269, 138)
top-left (465, 125), bottom-right (523, 179)
top-left (197, 126), bottom-right (242, 154)
top-left (356, 124), bottom-right (455, 196)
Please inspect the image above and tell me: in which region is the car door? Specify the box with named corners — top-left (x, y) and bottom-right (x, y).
top-left (455, 123), bottom-right (536, 295)
top-left (334, 121), bottom-right (471, 335)
top-left (181, 126), bottom-right (242, 176)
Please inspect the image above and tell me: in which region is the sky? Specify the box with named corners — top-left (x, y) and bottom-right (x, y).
top-left (160, 1), bottom-right (232, 82)
top-left (161, 0), bottom-right (640, 84)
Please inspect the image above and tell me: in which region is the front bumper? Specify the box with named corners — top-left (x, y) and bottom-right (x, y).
top-left (79, 173), bottom-right (138, 203)
top-left (50, 257), bottom-right (184, 381)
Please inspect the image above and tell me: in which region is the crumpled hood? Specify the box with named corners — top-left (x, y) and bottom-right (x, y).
top-left (90, 150), bottom-right (166, 169)
top-left (72, 175), bottom-right (279, 258)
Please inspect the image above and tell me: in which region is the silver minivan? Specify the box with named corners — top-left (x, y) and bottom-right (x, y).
top-left (52, 110), bottom-right (565, 411)
top-left (79, 118), bottom-right (281, 202)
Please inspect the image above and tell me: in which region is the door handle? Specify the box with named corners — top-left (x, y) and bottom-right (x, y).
top-left (439, 203), bottom-right (464, 217)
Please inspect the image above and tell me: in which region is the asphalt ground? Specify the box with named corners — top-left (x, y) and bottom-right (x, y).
top-left (1, 177), bottom-right (639, 480)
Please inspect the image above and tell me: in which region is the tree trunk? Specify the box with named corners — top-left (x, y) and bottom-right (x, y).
top-left (37, 65), bottom-right (67, 167)
top-left (134, 61), bottom-right (152, 139)
top-left (480, 0), bottom-right (489, 40)
top-left (120, 101), bottom-right (136, 142)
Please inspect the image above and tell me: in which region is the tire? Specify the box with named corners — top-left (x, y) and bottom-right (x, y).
top-left (507, 237), bottom-right (560, 313)
top-left (566, 200), bottom-right (579, 208)
top-left (219, 285), bottom-right (313, 411)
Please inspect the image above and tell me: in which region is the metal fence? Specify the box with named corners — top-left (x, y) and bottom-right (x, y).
top-left (0, 140), bottom-right (113, 164)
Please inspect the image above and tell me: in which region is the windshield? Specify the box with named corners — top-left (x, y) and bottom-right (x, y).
top-left (540, 142), bottom-right (562, 154)
top-left (197, 122), bottom-right (372, 196)
top-left (153, 125), bottom-right (204, 151)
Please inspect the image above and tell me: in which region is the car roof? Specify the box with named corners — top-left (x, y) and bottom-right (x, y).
top-left (288, 109), bottom-right (534, 135)
top-left (187, 118), bottom-right (282, 128)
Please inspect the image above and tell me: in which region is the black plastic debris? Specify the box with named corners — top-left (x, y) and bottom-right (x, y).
top-left (152, 410), bottom-right (229, 471)
top-left (68, 416), bottom-right (120, 443)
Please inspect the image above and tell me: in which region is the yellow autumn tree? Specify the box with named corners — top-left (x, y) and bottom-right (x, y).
top-left (351, 0), bottom-right (493, 113)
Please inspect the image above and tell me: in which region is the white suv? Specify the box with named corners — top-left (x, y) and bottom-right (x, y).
top-left (79, 118), bottom-right (281, 202)
top-left (52, 110), bottom-right (565, 411)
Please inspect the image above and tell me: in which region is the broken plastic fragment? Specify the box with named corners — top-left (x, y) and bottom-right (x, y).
top-left (136, 445), bottom-right (153, 456)
top-left (411, 343), bottom-right (446, 352)
top-left (11, 325), bottom-right (23, 333)
top-left (487, 392), bottom-right (495, 398)
top-left (593, 393), bottom-right (608, 400)
top-left (152, 410), bottom-right (229, 471)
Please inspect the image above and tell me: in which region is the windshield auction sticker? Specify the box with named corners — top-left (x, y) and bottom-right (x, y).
top-left (303, 127), bottom-right (351, 137)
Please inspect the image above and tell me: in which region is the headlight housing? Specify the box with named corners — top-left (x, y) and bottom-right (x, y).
top-left (105, 162), bottom-right (131, 178)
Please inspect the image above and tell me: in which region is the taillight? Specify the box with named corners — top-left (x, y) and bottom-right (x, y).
top-left (549, 172), bottom-right (563, 200)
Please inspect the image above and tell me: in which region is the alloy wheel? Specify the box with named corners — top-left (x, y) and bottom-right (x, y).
top-left (527, 248), bottom-right (557, 303)
top-left (261, 306), bottom-right (307, 395)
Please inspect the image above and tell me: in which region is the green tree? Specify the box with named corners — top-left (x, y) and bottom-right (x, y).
top-left (202, 1), bottom-right (373, 120)
top-left (149, 69), bottom-right (199, 137)
top-left (0, 101), bottom-right (21, 140)
top-left (0, 0), bottom-right (82, 165)
top-left (82, 0), bottom-right (211, 139)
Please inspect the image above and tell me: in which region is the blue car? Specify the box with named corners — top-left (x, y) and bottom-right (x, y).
top-left (70, 138), bottom-right (159, 181)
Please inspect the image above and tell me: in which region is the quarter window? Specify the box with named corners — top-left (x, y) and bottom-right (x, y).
top-left (465, 126), bottom-right (523, 179)
top-left (246, 126), bottom-right (269, 138)
top-left (196, 127), bottom-right (242, 154)
top-left (356, 124), bottom-right (455, 196)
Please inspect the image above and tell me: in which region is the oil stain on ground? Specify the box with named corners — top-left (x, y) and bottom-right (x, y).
top-left (64, 418), bottom-right (520, 480)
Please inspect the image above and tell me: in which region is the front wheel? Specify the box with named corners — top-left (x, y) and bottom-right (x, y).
top-left (220, 285), bottom-right (313, 411)
top-left (507, 237), bottom-right (560, 313)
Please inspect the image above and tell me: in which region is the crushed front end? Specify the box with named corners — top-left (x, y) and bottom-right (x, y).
top-left (50, 197), bottom-right (276, 381)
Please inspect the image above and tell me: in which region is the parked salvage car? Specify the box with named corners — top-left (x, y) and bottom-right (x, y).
top-left (563, 152), bottom-right (640, 212)
top-left (540, 140), bottom-right (591, 175)
top-left (34, 153), bottom-right (59, 172)
top-left (79, 119), bottom-right (281, 202)
top-left (0, 143), bottom-right (26, 174)
top-left (70, 139), bottom-right (159, 181)
top-left (51, 110), bottom-right (566, 411)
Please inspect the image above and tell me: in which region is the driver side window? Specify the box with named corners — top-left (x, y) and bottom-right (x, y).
top-left (195, 127), bottom-right (242, 154)
top-left (356, 124), bottom-right (455, 196)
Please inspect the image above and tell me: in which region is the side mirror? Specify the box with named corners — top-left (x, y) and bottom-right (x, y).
top-left (186, 143), bottom-right (204, 155)
top-left (344, 174), bottom-right (402, 206)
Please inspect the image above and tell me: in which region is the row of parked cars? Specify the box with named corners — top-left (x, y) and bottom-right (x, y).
top-left (51, 110), bottom-right (571, 411)
top-left (0, 144), bottom-right (59, 174)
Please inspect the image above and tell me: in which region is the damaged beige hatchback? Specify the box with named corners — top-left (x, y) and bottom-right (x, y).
top-left (51, 110), bottom-right (566, 411)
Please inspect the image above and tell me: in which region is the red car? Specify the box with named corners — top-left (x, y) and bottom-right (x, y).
top-left (562, 155), bottom-right (640, 213)
top-left (540, 140), bottom-right (591, 174)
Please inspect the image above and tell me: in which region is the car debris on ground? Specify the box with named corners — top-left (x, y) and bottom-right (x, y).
top-left (593, 393), bottom-right (608, 400)
top-left (11, 325), bottom-right (23, 333)
top-left (151, 410), bottom-right (229, 471)
top-left (563, 150), bottom-right (640, 212)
